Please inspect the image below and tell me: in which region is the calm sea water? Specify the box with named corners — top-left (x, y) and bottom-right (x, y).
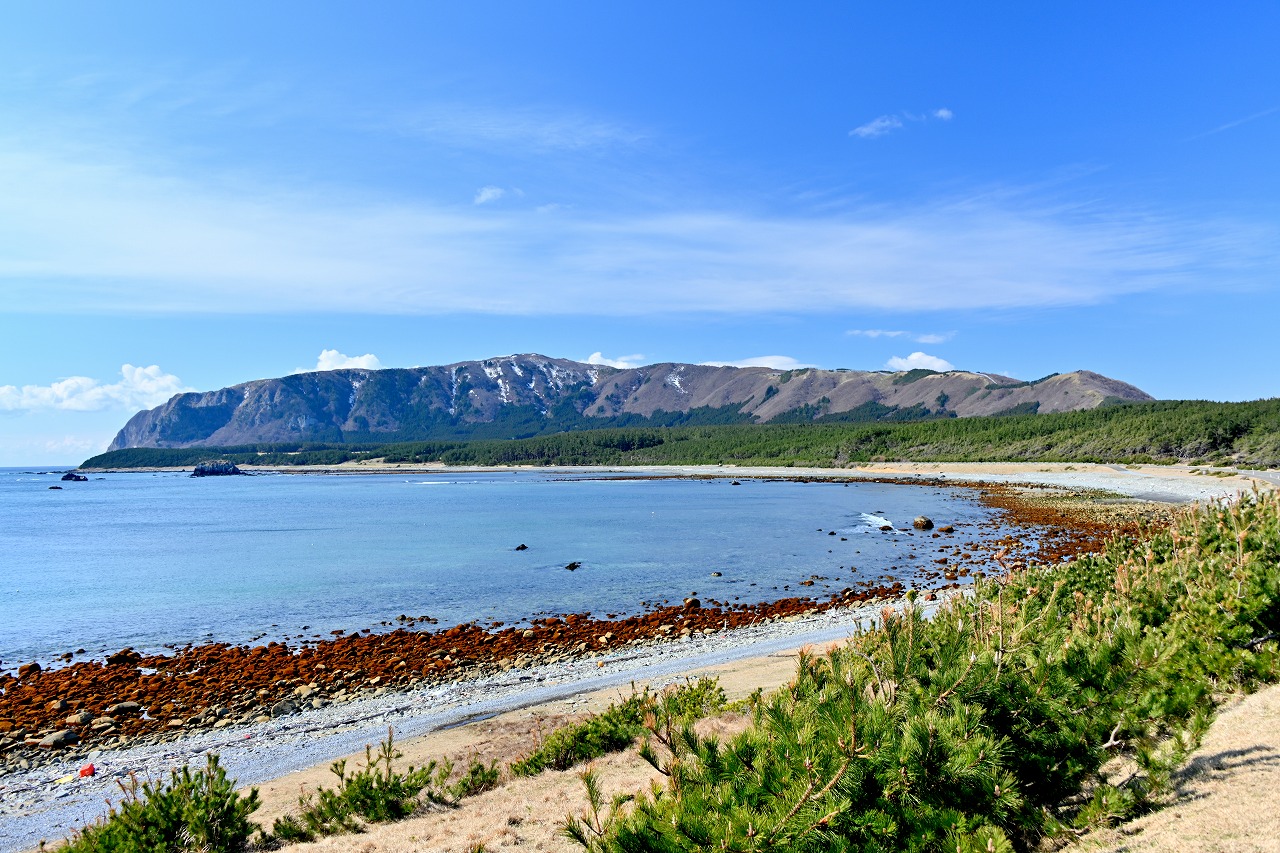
top-left (0, 468), bottom-right (1016, 672)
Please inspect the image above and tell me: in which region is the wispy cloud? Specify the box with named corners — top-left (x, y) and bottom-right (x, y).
top-left (0, 142), bottom-right (1272, 317)
top-left (847, 329), bottom-right (908, 339)
top-left (701, 356), bottom-right (816, 370)
top-left (397, 105), bottom-right (645, 152)
top-left (586, 351), bottom-right (646, 369)
top-left (0, 364), bottom-right (189, 412)
top-left (1189, 106), bottom-right (1279, 140)
top-left (314, 349), bottom-right (383, 371)
top-left (474, 186), bottom-right (506, 205)
top-left (850, 115), bottom-right (903, 138)
top-left (885, 352), bottom-right (954, 372)
top-left (850, 108), bottom-right (953, 138)
top-left (848, 329), bottom-right (954, 344)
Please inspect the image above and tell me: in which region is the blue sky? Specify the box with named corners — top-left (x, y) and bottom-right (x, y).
top-left (1, 2), bottom-right (1278, 464)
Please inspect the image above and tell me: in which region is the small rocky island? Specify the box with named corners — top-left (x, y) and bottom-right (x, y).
top-left (191, 460), bottom-right (246, 477)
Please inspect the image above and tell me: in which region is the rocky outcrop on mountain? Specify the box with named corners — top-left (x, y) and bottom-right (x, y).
top-left (108, 354), bottom-right (1153, 450)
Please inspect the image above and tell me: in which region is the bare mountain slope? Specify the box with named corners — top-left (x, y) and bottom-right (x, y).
top-left (108, 354), bottom-right (1153, 449)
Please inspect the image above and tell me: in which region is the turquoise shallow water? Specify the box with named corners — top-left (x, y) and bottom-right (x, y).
top-left (0, 468), bottom-right (1015, 672)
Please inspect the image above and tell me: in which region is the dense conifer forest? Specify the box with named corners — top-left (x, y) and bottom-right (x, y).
top-left (83, 399), bottom-right (1280, 470)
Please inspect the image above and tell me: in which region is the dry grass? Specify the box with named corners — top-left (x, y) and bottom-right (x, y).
top-left (273, 713), bottom-right (751, 853)
top-left (1070, 684), bottom-right (1280, 853)
top-left (249, 646), bottom-right (816, 851)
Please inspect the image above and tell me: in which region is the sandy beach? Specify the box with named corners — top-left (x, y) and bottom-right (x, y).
top-left (2, 462), bottom-right (1274, 852)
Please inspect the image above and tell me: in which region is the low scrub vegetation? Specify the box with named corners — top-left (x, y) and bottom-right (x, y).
top-left (269, 729), bottom-right (465, 842)
top-left (58, 755), bottom-right (260, 853)
top-left (512, 678), bottom-right (726, 777)
top-left (563, 491), bottom-right (1280, 851)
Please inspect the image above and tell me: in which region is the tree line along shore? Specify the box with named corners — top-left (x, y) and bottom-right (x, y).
top-left (81, 398), bottom-right (1280, 471)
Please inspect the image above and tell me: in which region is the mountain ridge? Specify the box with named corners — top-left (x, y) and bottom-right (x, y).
top-left (108, 354), bottom-right (1154, 450)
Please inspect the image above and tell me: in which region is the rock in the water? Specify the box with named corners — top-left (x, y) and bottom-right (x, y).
top-left (39, 730), bottom-right (79, 749)
top-left (565, 561), bottom-right (581, 571)
top-left (48, 485), bottom-right (62, 490)
top-left (60, 472), bottom-right (88, 482)
top-left (105, 701), bottom-right (142, 716)
top-left (913, 516), bottom-right (934, 530)
top-left (514, 543), bottom-right (528, 551)
top-left (191, 460), bottom-right (245, 477)
top-left (17, 662), bottom-right (41, 679)
top-left (938, 525), bottom-right (955, 533)
top-left (106, 648), bottom-right (142, 667)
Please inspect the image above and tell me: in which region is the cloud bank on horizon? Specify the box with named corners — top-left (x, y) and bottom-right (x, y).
top-left (0, 365), bottom-right (188, 413)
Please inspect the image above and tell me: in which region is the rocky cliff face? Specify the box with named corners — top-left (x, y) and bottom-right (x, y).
top-left (108, 354), bottom-right (1154, 449)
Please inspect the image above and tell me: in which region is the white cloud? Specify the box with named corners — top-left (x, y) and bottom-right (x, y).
top-left (0, 143), bottom-right (1272, 317)
top-left (885, 352), bottom-right (955, 372)
top-left (847, 329), bottom-right (909, 339)
top-left (701, 356), bottom-right (817, 370)
top-left (585, 352), bottom-right (646, 369)
top-left (850, 115), bottom-right (903, 138)
top-left (848, 329), bottom-right (953, 344)
top-left (852, 109), bottom-right (953, 138)
top-left (0, 364), bottom-right (189, 412)
top-left (474, 186), bottom-right (506, 205)
top-left (315, 349), bottom-right (383, 371)
top-left (399, 106), bottom-right (645, 152)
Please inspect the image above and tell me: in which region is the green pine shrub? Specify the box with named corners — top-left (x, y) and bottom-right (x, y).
top-left (269, 729), bottom-right (453, 842)
top-left (513, 678), bottom-right (726, 777)
top-left (448, 755), bottom-right (501, 799)
top-left (568, 491), bottom-right (1280, 851)
top-left (60, 754), bottom-right (260, 853)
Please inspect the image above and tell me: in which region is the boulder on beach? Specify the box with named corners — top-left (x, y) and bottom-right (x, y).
top-left (17, 662), bottom-right (41, 679)
top-left (105, 701), bottom-right (142, 716)
top-left (66, 709), bottom-right (94, 726)
top-left (191, 460), bottom-right (245, 477)
top-left (39, 729), bottom-right (79, 749)
top-left (913, 516), bottom-right (934, 530)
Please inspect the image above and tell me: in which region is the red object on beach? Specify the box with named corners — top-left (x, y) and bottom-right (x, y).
top-left (79, 763), bottom-right (95, 777)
